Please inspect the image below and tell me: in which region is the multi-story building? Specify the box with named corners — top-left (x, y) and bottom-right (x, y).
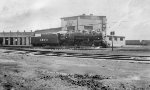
top-left (61, 14), bottom-right (107, 37)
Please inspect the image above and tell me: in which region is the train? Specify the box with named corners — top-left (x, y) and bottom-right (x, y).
top-left (31, 32), bottom-right (108, 48)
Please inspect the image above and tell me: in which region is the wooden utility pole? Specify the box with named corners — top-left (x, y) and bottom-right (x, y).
top-left (110, 31), bottom-right (115, 51)
top-left (112, 35), bottom-right (114, 51)
top-left (77, 17), bottom-right (79, 31)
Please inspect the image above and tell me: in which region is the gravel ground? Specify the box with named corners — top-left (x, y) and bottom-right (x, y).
top-left (0, 47), bottom-right (150, 90)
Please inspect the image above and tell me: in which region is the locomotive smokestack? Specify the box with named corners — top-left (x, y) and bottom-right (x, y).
top-left (90, 14), bottom-right (93, 16)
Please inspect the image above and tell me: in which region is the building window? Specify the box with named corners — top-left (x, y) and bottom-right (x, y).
top-left (114, 37), bottom-right (117, 41)
top-left (67, 26), bottom-right (75, 30)
top-left (46, 39), bottom-right (48, 41)
top-left (120, 37), bottom-right (123, 41)
top-left (109, 37), bottom-right (112, 41)
top-left (103, 24), bottom-right (106, 27)
top-left (84, 26), bottom-right (93, 30)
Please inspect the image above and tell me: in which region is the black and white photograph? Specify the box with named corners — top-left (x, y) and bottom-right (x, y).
top-left (0, 0), bottom-right (150, 90)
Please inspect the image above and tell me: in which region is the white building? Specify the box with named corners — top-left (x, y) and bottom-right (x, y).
top-left (106, 35), bottom-right (125, 47)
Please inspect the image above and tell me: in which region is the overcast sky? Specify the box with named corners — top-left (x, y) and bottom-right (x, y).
top-left (0, 0), bottom-right (150, 40)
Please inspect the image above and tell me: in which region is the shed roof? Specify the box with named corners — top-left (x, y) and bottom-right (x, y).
top-left (61, 14), bottom-right (106, 20)
top-left (0, 32), bottom-right (34, 37)
top-left (35, 27), bottom-right (62, 34)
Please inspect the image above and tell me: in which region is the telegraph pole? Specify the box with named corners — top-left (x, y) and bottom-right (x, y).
top-left (112, 35), bottom-right (113, 51)
top-left (77, 16), bottom-right (79, 31)
top-left (110, 31), bottom-right (115, 51)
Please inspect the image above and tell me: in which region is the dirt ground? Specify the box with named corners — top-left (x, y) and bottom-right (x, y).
top-left (0, 46), bottom-right (150, 90)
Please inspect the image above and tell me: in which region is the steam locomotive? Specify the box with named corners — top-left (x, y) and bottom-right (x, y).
top-left (31, 32), bottom-right (108, 48)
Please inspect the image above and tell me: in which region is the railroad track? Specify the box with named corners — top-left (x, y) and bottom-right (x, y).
top-left (2, 48), bottom-right (150, 62)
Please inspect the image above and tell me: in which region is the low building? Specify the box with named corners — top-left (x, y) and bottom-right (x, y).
top-left (106, 35), bottom-right (125, 47)
top-left (0, 31), bottom-right (34, 46)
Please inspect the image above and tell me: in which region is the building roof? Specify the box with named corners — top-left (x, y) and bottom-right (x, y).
top-left (35, 27), bottom-right (62, 34)
top-left (61, 14), bottom-right (106, 20)
top-left (0, 32), bottom-right (34, 37)
top-left (107, 35), bottom-right (125, 38)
